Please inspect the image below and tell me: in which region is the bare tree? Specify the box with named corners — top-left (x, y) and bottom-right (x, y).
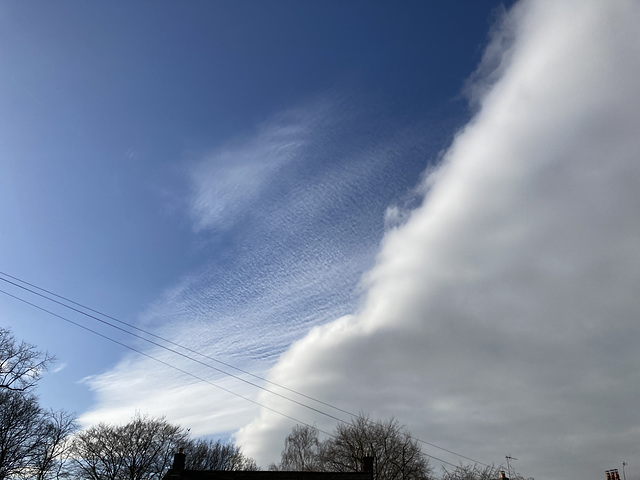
top-left (275, 424), bottom-right (326, 472)
top-left (33, 410), bottom-right (77, 480)
top-left (323, 415), bottom-right (432, 480)
top-left (70, 414), bottom-right (189, 480)
top-left (0, 390), bottom-right (75, 480)
top-left (440, 465), bottom-right (499, 480)
top-left (0, 327), bottom-right (53, 392)
top-left (0, 390), bottom-right (43, 480)
top-left (274, 415), bottom-right (432, 480)
top-left (185, 438), bottom-right (257, 471)
top-left (441, 463), bottom-right (533, 480)
top-left (0, 328), bottom-right (75, 480)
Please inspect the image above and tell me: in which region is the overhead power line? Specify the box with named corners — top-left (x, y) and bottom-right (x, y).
top-left (0, 270), bottom-right (491, 469)
top-left (0, 287), bottom-right (336, 438)
top-left (0, 286), bottom-right (462, 470)
top-left (0, 276), bottom-right (347, 425)
top-left (0, 270), bottom-right (353, 417)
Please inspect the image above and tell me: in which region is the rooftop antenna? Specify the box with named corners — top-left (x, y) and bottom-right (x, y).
top-left (506, 456), bottom-right (517, 479)
top-left (622, 462), bottom-right (628, 480)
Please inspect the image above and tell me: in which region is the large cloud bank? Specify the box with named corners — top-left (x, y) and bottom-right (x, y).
top-left (236, 2), bottom-right (640, 480)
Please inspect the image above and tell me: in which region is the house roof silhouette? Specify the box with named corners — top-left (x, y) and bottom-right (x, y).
top-left (163, 452), bottom-right (374, 480)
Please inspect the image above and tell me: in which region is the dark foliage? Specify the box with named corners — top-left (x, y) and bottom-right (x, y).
top-left (0, 327), bottom-right (53, 392)
top-left (272, 425), bottom-right (326, 472)
top-left (0, 390), bottom-right (76, 480)
top-left (440, 464), bottom-right (499, 480)
top-left (185, 438), bottom-right (257, 471)
top-left (70, 414), bottom-right (188, 480)
top-left (274, 415), bottom-right (433, 480)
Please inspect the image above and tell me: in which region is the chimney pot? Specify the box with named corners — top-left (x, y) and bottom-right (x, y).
top-left (363, 457), bottom-right (374, 475)
top-left (172, 451), bottom-right (186, 471)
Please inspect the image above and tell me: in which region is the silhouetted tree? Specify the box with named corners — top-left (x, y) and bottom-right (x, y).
top-left (70, 414), bottom-right (188, 480)
top-left (274, 424), bottom-right (326, 471)
top-left (31, 409), bottom-right (77, 480)
top-left (0, 327), bottom-right (53, 392)
top-left (324, 415), bottom-right (432, 480)
top-left (0, 328), bottom-right (75, 480)
top-left (274, 415), bottom-right (432, 480)
top-left (0, 390), bottom-right (76, 480)
top-left (440, 465), bottom-right (499, 480)
top-left (440, 463), bottom-right (534, 480)
top-left (185, 438), bottom-right (257, 471)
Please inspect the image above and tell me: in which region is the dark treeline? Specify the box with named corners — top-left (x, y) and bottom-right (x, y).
top-left (1, 328), bottom-right (531, 480)
top-left (0, 328), bottom-right (255, 480)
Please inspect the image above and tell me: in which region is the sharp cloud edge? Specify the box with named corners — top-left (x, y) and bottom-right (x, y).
top-left (236, 3), bottom-right (640, 480)
top-left (78, 91), bottom-right (430, 435)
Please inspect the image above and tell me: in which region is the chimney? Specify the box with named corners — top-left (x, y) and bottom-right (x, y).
top-left (363, 457), bottom-right (374, 475)
top-left (606, 470), bottom-right (620, 480)
top-left (172, 448), bottom-right (186, 471)
top-left (500, 471), bottom-right (508, 480)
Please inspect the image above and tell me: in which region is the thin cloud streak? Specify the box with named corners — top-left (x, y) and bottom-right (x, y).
top-left (237, 3), bottom-right (640, 480)
top-left (78, 93), bottom-right (440, 437)
top-left (188, 113), bottom-right (309, 233)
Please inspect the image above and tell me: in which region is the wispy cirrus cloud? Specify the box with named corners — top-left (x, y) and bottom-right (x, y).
top-left (78, 91), bottom-right (444, 438)
top-left (187, 111), bottom-right (310, 233)
top-left (50, 362), bottom-right (67, 374)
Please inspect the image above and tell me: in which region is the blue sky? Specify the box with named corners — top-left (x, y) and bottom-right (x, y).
top-left (1, 1), bottom-right (500, 410)
top-left (3, 2), bottom-right (640, 480)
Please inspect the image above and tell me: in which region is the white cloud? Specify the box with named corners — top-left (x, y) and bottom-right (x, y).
top-left (187, 99), bottom-right (340, 233)
top-left (77, 91), bottom-right (439, 439)
top-left (188, 123), bottom-right (305, 233)
top-left (77, 3), bottom-right (640, 479)
top-left (78, 352), bottom-right (259, 436)
top-left (50, 362), bottom-right (67, 374)
top-left (235, 2), bottom-right (640, 480)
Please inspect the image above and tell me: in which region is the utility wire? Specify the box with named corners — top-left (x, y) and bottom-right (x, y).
top-left (0, 275), bottom-right (346, 424)
top-left (0, 271), bottom-right (490, 468)
top-left (0, 286), bottom-right (461, 470)
top-left (0, 272), bottom-right (488, 468)
top-left (0, 287), bottom-right (336, 439)
top-left (0, 270), bottom-right (353, 417)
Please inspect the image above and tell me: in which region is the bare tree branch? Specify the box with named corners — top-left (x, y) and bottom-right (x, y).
top-left (0, 390), bottom-right (76, 480)
top-left (0, 328), bottom-right (54, 392)
top-left (70, 414), bottom-right (190, 480)
top-left (275, 415), bottom-right (433, 480)
top-left (185, 438), bottom-right (257, 471)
